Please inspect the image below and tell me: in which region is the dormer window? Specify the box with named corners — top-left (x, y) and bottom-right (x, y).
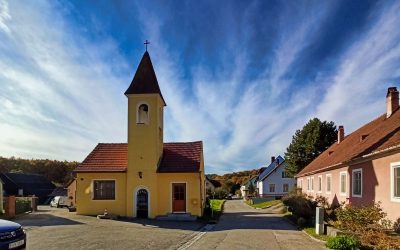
top-left (137, 104), bottom-right (149, 124)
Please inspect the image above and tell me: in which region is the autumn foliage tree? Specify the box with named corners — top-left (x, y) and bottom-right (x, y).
top-left (285, 118), bottom-right (337, 177)
top-left (0, 156), bottom-right (78, 186)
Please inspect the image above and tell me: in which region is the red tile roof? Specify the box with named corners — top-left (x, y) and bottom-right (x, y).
top-left (158, 141), bottom-right (203, 173)
top-left (297, 109), bottom-right (400, 177)
top-left (74, 143), bottom-right (128, 172)
top-left (74, 141), bottom-right (203, 173)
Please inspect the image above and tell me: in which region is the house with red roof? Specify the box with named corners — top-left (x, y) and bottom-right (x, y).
top-left (74, 51), bottom-right (205, 219)
top-left (296, 87), bottom-right (400, 221)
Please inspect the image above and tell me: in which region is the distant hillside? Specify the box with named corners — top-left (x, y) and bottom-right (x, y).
top-left (0, 156), bottom-right (78, 186)
top-left (208, 168), bottom-right (262, 184)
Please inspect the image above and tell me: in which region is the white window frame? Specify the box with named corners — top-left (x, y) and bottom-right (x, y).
top-left (390, 162), bottom-right (400, 203)
top-left (269, 184), bottom-right (275, 193)
top-left (317, 175), bottom-right (322, 193)
top-left (311, 177), bottom-right (314, 192)
top-left (283, 183), bottom-right (289, 193)
top-left (352, 168), bottom-right (362, 198)
top-left (307, 177), bottom-right (310, 191)
top-left (299, 179), bottom-right (303, 190)
top-left (340, 171), bottom-right (347, 196)
top-left (326, 174), bottom-right (332, 194)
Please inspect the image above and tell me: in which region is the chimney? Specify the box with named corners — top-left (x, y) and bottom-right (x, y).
top-left (386, 87), bottom-right (399, 118)
top-left (271, 156), bottom-right (275, 163)
top-left (338, 126), bottom-right (344, 144)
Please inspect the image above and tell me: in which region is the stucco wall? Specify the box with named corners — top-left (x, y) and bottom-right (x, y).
top-left (297, 152), bottom-right (400, 222)
top-left (67, 179), bottom-right (76, 207)
top-left (157, 173), bottom-right (203, 217)
top-left (297, 166), bottom-right (349, 206)
top-left (76, 172), bottom-right (127, 216)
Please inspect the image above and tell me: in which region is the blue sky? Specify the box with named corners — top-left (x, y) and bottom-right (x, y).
top-left (1, 0), bottom-right (400, 174)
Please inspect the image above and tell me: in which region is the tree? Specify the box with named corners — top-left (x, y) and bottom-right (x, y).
top-left (284, 118), bottom-right (337, 177)
top-left (222, 179), bottom-right (234, 194)
top-left (248, 182), bottom-right (255, 196)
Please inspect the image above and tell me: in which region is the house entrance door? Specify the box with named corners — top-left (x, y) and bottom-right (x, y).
top-left (136, 189), bottom-right (148, 218)
top-left (172, 183), bottom-right (186, 213)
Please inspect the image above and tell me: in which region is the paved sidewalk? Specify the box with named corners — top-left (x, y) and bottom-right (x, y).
top-left (186, 200), bottom-right (326, 250)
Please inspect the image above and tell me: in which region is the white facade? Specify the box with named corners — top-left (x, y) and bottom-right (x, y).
top-left (257, 159), bottom-right (296, 197)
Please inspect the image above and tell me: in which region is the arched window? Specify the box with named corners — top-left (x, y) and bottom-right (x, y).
top-left (137, 104), bottom-right (149, 124)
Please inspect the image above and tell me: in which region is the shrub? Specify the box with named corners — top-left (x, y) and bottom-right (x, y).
top-left (212, 187), bottom-right (228, 200)
top-left (282, 191), bottom-right (316, 220)
top-left (297, 217), bottom-right (307, 228)
top-left (16, 199), bottom-right (31, 214)
top-left (325, 235), bottom-right (360, 250)
top-left (331, 203), bottom-right (400, 249)
top-left (333, 202), bottom-right (386, 232)
top-left (393, 218), bottom-right (400, 234)
top-left (235, 189), bottom-right (242, 198)
top-left (203, 197), bottom-right (212, 216)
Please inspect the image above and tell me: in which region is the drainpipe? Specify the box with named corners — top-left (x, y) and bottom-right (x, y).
top-left (199, 171), bottom-right (203, 216)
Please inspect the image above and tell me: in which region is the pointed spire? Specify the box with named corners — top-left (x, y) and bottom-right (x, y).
top-left (125, 51), bottom-right (166, 105)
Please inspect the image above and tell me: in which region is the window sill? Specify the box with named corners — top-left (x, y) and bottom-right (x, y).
top-left (390, 197), bottom-right (400, 203)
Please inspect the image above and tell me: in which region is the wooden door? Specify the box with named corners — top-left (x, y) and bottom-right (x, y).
top-left (172, 183), bottom-right (186, 212)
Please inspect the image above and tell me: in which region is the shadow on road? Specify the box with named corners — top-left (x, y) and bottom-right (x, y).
top-left (117, 217), bottom-right (205, 231)
top-left (15, 213), bottom-right (84, 227)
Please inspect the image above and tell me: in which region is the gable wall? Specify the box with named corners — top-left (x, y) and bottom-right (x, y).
top-left (259, 164), bottom-right (296, 196)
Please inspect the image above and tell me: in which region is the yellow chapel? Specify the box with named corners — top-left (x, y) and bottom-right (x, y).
top-left (74, 51), bottom-right (205, 219)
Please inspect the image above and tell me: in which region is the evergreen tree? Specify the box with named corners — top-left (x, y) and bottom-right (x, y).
top-left (284, 118), bottom-right (337, 177)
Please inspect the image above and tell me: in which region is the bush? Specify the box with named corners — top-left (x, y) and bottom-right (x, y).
top-left (332, 203), bottom-right (400, 249)
top-left (393, 218), bottom-right (400, 234)
top-left (282, 191), bottom-right (316, 220)
top-left (325, 235), bottom-right (360, 250)
top-left (333, 202), bottom-right (386, 232)
top-left (203, 197), bottom-right (212, 216)
top-left (16, 199), bottom-right (31, 214)
top-left (297, 217), bottom-right (307, 228)
top-left (212, 187), bottom-right (228, 200)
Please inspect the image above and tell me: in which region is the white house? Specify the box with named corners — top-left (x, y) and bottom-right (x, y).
top-left (257, 156), bottom-right (296, 198)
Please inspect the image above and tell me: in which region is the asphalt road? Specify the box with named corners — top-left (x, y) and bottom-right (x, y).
top-left (186, 199), bottom-right (326, 250)
top-left (15, 206), bottom-right (203, 250)
top-left (14, 202), bottom-right (325, 250)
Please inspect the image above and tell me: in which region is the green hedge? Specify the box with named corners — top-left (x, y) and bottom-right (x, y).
top-left (16, 198), bottom-right (31, 214)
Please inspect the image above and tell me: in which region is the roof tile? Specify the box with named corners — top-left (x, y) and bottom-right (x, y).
top-left (75, 141), bottom-right (203, 173)
top-left (297, 109), bottom-right (400, 177)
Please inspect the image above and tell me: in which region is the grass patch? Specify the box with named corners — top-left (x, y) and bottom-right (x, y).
top-left (245, 199), bottom-right (281, 209)
top-left (210, 199), bottom-right (224, 217)
top-left (201, 199), bottom-right (225, 222)
top-left (303, 227), bottom-right (333, 242)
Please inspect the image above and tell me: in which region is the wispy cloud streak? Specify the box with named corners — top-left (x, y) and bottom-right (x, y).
top-left (1, 1), bottom-right (399, 174)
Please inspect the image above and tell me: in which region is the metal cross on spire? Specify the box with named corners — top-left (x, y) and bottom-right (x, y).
top-left (144, 40), bottom-right (150, 51)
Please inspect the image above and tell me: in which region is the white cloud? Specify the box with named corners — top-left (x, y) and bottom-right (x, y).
top-left (315, 1), bottom-right (400, 132)
top-left (1, 1), bottom-right (400, 175)
top-left (0, 1), bottom-right (128, 160)
top-left (0, 0), bottom-right (11, 33)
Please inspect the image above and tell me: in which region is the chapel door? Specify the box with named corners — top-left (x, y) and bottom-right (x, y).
top-left (172, 183), bottom-right (186, 213)
top-left (136, 189), bottom-right (148, 218)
